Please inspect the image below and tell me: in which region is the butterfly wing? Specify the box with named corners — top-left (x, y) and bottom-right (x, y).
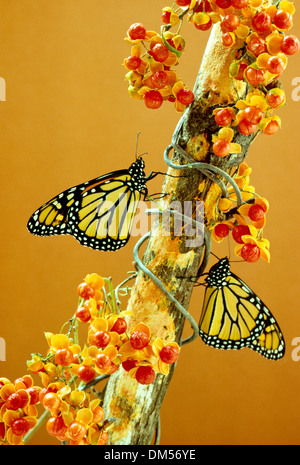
top-left (27, 159), bottom-right (147, 251)
top-left (27, 188), bottom-right (76, 237)
top-left (68, 173), bottom-right (143, 251)
top-left (199, 259), bottom-right (285, 360)
top-left (199, 273), bottom-right (266, 350)
top-left (248, 308), bottom-right (285, 360)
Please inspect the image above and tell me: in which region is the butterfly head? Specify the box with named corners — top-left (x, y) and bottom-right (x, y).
top-left (206, 257), bottom-right (231, 287)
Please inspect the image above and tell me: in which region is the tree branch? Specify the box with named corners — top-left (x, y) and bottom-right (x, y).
top-left (101, 23), bottom-right (262, 445)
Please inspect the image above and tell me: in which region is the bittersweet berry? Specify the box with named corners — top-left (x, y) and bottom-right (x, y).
top-left (135, 366), bottom-right (156, 385)
top-left (241, 243), bottom-right (260, 262)
top-left (128, 23), bottom-right (146, 41)
top-left (130, 331), bottom-right (149, 350)
top-left (280, 35), bottom-right (299, 55)
top-left (232, 225), bottom-right (251, 244)
top-left (11, 418), bottom-right (30, 436)
top-left (252, 12), bottom-right (271, 33)
top-left (160, 345), bottom-right (179, 364)
top-left (144, 90), bottom-right (163, 109)
top-left (77, 365), bottom-right (96, 383)
top-left (214, 223), bottom-right (230, 238)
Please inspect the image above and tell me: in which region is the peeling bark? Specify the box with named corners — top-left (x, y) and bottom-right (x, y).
top-left (101, 23), bottom-right (259, 445)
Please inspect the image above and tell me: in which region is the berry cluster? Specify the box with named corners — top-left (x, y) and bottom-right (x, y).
top-left (0, 375), bottom-right (40, 445)
top-left (212, 163), bottom-right (270, 263)
top-left (124, 22), bottom-right (194, 111)
top-left (124, 0), bottom-right (299, 130)
top-left (20, 273), bottom-right (180, 444)
top-left (212, 0), bottom-right (299, 146)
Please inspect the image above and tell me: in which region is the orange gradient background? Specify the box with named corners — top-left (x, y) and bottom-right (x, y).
top-left (0, 0), bottom-right (300, 445)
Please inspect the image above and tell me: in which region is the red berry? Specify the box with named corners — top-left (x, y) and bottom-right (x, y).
top-left (95, 354), bottom-right (111, 371)
top-left (238, 118), bottom-right (257, 135)
top-left (244, 67), bottom-right (265, 86)
top-left (43, 392), bottom-right (61, 411)
top-left (280, 35), bottom-right (300, 55)
top-left (247, 36), bottom-right (267, 57)
top-left (222, 14), bottom-right (240, 32)
top-left (231, 0), bottom-right (248, 8)
top-left (273, 10), bottom-right (293, 30)
top-left (124, 56), bottom-right (142, 71)
top-left (151, 71), bottom-right (169, 89)
top-left (14, 376), bottom-right (32, 389)
top-left (93, 331), bottom-right (111, 348)
top-left (266, 91), bottom-right (285, 109)
top-left (194, 1), bottom-right (213, 13)
top-left (215, 0), bottom-right (232, 8)
top-left (243, 106), bottom-right (263, 125)
top-left (77, 365), bottom-right (96, 383)
top-left (14, 391), bottom-right (29, 409)
top-left (39, 386), bottom-right (58, 404)
top-left (214, 223), bottom-right (230, 238)
top-left (6, 393), bottom-right (22, 410)
top-left (213, 139), bottom-right (231, 157)
top-left (122, 360), bottom-right (138, 372)
top-left (214, 108), bottom-right (234, 127)
top-left (162, 11), bottom-right (171, 24)
top-left (177, 88), bottom-right (194, 105)
top-left (130, 331), bottom-right (149, 350)
top-left (11, 418), bottom-right (30, 436)
top-left (222, 32), bottom-right (234, 47)
top-left (54, 348), bottom-right (74, 367)
top-left (266, 56), bottom-right (285, 75)
top-left (144, 90), bottom-right (163, 109)
top-left (77, 282), bottom-right (95, 300)
top-left (241, 243), bottom-right (260, 263)
top-left (150, 43), bottom-right (169, 63)
top-left (263, 120), bottom-right (279, 135)
top-left (110, 318), bottom-right (127, 334)
top-left (46, 416), bottom-right (67, 438)
top-left (248, 204), bottom-right (265, 221)
top-left (252, 12), bottom-right (271, 33)
top-left (176, 0), bottom-right (191, 5)
top-left (194, 18), bottom-right (212, 31)
top-left (135, 366), bottom-right (156, 385)
top-left (27, 387), bottom-right (41, 405)
top-left (128, 23), bottom-right (147, 41)
top-left (232, 225), bottom-right (251, 244)
top-left (76, 304), bottom-right (91, 323)
top-left (68, 421), bottom-right (87, 442)
top-left (160, 345), bottom-right (179, 364)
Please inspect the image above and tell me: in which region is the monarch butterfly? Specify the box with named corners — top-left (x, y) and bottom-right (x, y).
top-left (198, 257), bottom-right (285, 360)
top-left (27, 156), bottom-right (155, 251)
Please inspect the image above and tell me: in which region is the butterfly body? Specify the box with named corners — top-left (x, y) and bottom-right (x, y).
top-left (199, 257), bottom-right (285, 360)
top-left (27, 158), bottom-right (147, 251)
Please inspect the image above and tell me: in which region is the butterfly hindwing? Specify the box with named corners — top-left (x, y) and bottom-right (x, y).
top-left (27, 188), bottom-right (77, 237)
top-left (198, 258), bottom-right (285, 360)
top-left (248, 308), bottom-right (285, 360)
top-left (27, 158), bottom-right (147, 251)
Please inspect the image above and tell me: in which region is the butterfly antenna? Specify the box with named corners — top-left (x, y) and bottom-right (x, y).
top-left (210, 251), bottom-right (220, 260)
top-left (135, 131), bottom-right (142, 160)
